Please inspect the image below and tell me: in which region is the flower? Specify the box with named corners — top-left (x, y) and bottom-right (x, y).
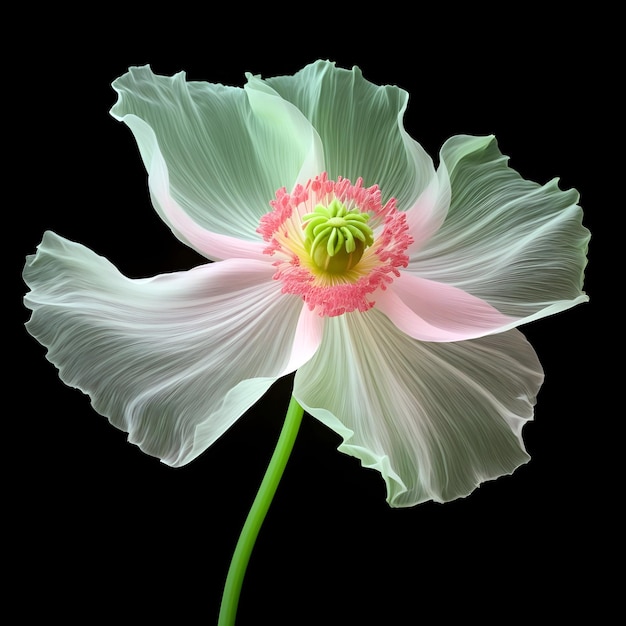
top-left (23, 61), bottom-right (589, 507)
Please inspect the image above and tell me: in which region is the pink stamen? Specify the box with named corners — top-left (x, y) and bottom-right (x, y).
top-left (257, 172), bottom-right (413, 317)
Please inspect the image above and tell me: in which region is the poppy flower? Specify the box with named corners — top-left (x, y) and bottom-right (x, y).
top-left (23, 60), bottom-right (589, 508)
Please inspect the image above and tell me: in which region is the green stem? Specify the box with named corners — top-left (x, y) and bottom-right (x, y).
top-left (218, 395), bottom-right (304, 626)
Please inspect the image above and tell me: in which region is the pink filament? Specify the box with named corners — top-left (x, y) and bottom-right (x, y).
top-left (258, 173), bottom-right (413, 317)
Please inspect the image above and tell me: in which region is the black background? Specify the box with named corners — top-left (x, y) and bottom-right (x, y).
top-left (13, 10), bottom-right (613, 625)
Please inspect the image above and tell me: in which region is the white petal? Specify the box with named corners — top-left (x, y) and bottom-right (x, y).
top-left (264, 60), bottom-right (435, 211)
top-left (24, 232), bottom-right (316, 466)
top-left (111, 66), bottom-right (321, 260)
top-left (376, 272), bottom-right (516, 341)
top-left (294, 309), bottom-right (543, 506)
top-left (244, 72), bottom-right (325, 186)
top-left (409, 135), bottom-right (590, 322)
top-left (146, 136), bottom-right (267, 261)
top-left (404, 153), bottom-right (451, 253)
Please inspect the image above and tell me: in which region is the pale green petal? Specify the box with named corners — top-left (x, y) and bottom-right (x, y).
top-left (408, 135), bottom-right (590, 320)
top-left (244, 73), bottom-right (325, 185)
top-left (264, 60), bottom-right (435, 210)
top-left (294, 309), bottom-right (543, 507)
top-left (24, 232), bottom-right (314, 466)
top-left (145, 141), bottom-right (267, 261)
top-left (111, 66), bottom-right (321, 256)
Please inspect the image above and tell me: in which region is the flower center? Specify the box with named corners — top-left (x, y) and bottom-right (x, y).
top-left (303, 199), bottom-right (374, 273)
top-left (257, 172), bottom-right (412, 317)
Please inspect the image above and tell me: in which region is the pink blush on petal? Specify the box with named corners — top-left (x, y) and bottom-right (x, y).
top-left (377, 273), bottom-right (517, 342)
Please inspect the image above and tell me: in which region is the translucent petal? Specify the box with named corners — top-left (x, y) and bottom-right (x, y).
top-left (244, 72), bottom-right (325, 186)
top-left (265, 60), bottom-right (435, 211)
top-left (408, 135), bottom-right (590, 320)
top-left (376, 272), bottom-right (517, 341)
top-left (404, 157), bottom-right (451, 253)
top-left (294, 309), bottom-right (543, 506)
top-left (111, 66), bottom-right (322, 259)
top-left (146, 134), bottom-right (267, 261)
top-left (24, 232), bottom-right (318, 466)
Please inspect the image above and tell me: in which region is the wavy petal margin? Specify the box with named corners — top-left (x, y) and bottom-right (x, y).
top-left (265, 60), bottom-right (436, 212)
top-left (111, 66), bottom-right (323, 260)
top-left (294, 309), bottom-right (543, 506)
top-left (24, 232), bottom-right (321, 466)
top-left (408, 135), bottom-right (590, 322)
